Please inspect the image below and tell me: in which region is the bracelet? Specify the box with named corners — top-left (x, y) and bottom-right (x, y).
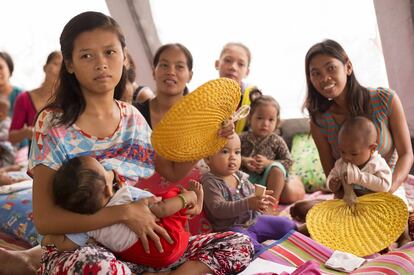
top-left (178, 194), bottom-right (188, 209)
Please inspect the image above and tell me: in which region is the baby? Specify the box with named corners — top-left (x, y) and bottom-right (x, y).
top-left (44, 156), bottom-right (203, 269)
top-left (328, 116), bottom-right (392, 197)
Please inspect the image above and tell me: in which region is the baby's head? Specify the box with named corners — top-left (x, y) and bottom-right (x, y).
top-left (338, 116), bottom-right (377, 168)
top-left (53, 156), bottom-right (114, 214)
top-left (204, 135), bottom-right (241, 178)
top-left (0, 96), bottom-right (10, 121)
top-left (248, 95), bottom-right (280, 139)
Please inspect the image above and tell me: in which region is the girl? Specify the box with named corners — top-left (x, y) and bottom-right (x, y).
top-left (9, 51), bottom-right (62, 147)
top-left (0, 11), bottom-right (253, 275)
top-left (240, 95), bottom-right (305, 204)
top-left (0, 51), bottom-right (23, 116)
top-left (202, 135), bottom-right (297, 252)
top-left (215, 42), bottom-right (260, 133)
top-left (303, 39), bottom-right (413, 200)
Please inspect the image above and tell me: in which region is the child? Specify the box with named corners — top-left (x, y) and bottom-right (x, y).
top-left (240, 95), bottom-right (305, 204)
top-left (0, 96), bottom-right (15, 167)
top-left (202, 135), bottom-right (297, 252)
top-left (44, 156), bottom-right (202, 269)
top-left (327, 116), bottom-right (393, 197)
top-left (215, 42), bottom-right (260, 133)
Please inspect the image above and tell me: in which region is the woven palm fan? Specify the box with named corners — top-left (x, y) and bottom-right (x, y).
top-left (307, 165), bottom-right (408, 257)
top-left (151, 78), bottom-right (242, 162)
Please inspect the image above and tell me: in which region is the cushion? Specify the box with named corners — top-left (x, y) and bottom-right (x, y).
top-left (136, 167), bottom-right (213, 235)
top-left (290, 133), bottom-right (326, 193)
top-left (350, 242), bottom-right (414, 274)
top-left (0, 188), bottom-right (38, 246)
top-left (258, 230), bottom-right (340, 274)
top-left (279, 118), bottom-right (310, 150)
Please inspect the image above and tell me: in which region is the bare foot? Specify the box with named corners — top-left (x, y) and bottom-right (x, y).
top-left (187, 180), bottom-right (203, 216)
top-left (0, 248), bottom-right (38, 275)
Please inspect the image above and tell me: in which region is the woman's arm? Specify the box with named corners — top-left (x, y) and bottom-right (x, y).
top-left (33, 164), bottom-right (172, 252)
top-left (310, 121), bottom-right (335, 177)
top-left (9, 126), bottom-right (33, 144)
top-left (388, 94), bottom-right (413, 192)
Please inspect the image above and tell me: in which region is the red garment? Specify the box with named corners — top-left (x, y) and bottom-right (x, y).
top-left (115, 187), bottom-right (190, 268)
top-left (10, 91), bottom-right (37, 131)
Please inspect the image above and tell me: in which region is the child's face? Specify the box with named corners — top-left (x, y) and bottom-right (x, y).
top-left (66, 29), bottom-right (125, 97)
top-left (338, 136), bottom-right (374, 168)
top-left (309, 54), bottom-right (351, 100)
top-left (207, 136), bottom-right (241, 177)
top-left (215, 45), bottom-right (249, 85)
top-left (153, 46), bottom-right (193, 96)
top-left (250, 103), bottom-right (278, 139)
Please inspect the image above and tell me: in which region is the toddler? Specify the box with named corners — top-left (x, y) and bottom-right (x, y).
top-left (44, 156), bottom-right (203, 269)
top-left (202, 135), bottom-right (297, 252)
top-left (240, 95), bottom-right (304, 204)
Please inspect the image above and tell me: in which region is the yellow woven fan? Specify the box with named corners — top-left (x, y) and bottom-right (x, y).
top-left (151, 78), bottom-right (241, 162)
top-left (307, 175), bottom-right (408, 257)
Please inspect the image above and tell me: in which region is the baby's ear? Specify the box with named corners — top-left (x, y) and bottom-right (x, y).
top-left (369, 143), bottom-right (378, 154)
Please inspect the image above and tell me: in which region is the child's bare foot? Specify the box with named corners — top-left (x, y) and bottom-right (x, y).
top-left (0, 248), bottom-right (38, 275)
top-left (187, 180), bottom-right (203, 216)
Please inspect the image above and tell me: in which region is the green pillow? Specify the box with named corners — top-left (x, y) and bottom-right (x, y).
top-left (290, 133), bottom-right (326, 193)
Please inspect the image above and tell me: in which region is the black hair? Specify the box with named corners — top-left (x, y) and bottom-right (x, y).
top-left (53, 157), bottom-right (106, 214)
top-left (303, 39), bottom-right (371, 126)
top-left (43, 11), bottom-right (127, 127)
top-left (153, 43), bottom-right (193, 95)
top-left (0, 51), bottom-right (14, 76)
top-left (45, 51), bottom-right (62, 65)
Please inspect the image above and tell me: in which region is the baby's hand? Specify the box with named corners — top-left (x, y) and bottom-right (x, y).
top-left (186, 180), bottom-right (203, 216)
top-left (248, 195), bottom-right (273, 212)
top-left (243, 157), bottom-right (257, 172)
top-left (329, 177), bottom-right (342, 192)
top-left (254, 155), bottom-right (269, 171)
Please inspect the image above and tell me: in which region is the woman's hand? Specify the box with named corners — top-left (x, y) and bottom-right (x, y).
top-left (219, 120), bottom-right (235, 139)
top-left (124, 197), bottom-right (173, 253)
